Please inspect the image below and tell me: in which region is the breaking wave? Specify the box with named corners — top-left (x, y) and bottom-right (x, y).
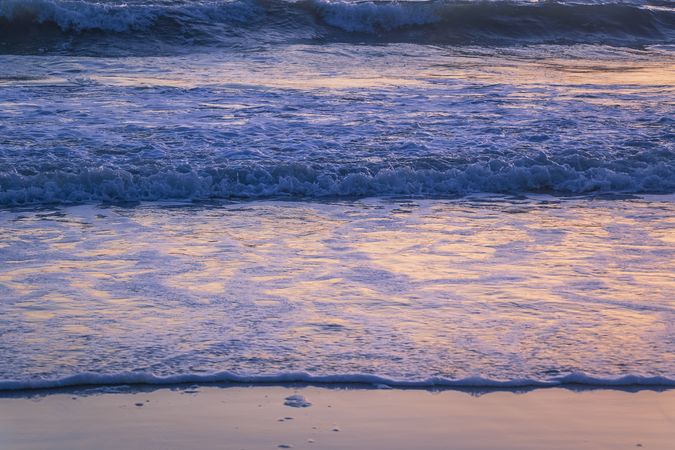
top-left (1, 0), bottom-right (674, 53)
top-left (1, 158), bottom-right (674, 205)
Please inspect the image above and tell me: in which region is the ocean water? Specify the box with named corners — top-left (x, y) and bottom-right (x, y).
top-left (0, 0), bottom-right (674, 390)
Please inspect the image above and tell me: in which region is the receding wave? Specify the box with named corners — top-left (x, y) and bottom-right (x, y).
top-left (1, 157), bottom-right (674, 205)
top-left (1, 0), bottom-right (674, 54)
top-left (1, 371), bottom-right (674, 391)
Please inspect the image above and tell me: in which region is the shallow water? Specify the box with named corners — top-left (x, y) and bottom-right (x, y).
top-left (1, 44), bottom-right (674, 204)
top-left (1, 197), bottom-right (673, 386)
top-left (0, 0), bottom-right (674, 389)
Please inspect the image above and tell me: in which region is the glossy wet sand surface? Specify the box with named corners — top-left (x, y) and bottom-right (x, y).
top-left (1, 386), bottom-right (674, 450)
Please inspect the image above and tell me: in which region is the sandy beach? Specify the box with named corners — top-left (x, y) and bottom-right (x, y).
top-left (2, 386), bottom-right (674, 450)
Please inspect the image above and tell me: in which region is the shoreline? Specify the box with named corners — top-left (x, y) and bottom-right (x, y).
top-left (2, 371), bottom-right (675, 393)
top-left (2, 386), bottom-right (674, 450)
top-left (2, 379), bottom-right (675, 399)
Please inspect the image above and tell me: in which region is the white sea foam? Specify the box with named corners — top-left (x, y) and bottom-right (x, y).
top-left (1, 36), bottom-right (672, 206)
top-left (1, 161), bottom-right (673, 205)
top-left (284, 394), bottom-right (312, 407)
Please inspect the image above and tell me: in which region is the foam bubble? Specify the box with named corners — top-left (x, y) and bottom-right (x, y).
top-left (284, 394), bottom-right (312, 407)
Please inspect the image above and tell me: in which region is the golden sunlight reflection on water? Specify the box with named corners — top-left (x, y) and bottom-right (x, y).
top-left (0, 197), bottom-right (673, 378)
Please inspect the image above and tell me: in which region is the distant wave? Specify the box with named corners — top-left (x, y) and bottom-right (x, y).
top-left (1, 371), bottom-right (674, 391)
top-left (309, 0), bottom-right (675, 38)
top-left (1, 157), bottom-right (674, 205)
top-left (1, 0), bottom-right (161, 33)
top-left (1, 0), bottom-right (674, 53)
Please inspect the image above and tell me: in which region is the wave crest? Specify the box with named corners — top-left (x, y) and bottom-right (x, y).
top-left (0, 0), bottom-right (161, 32)
top-left (1, 158), bottom-right (674, 205)
top-left (308, 0), bottom-right (440, 32)
top-left (1, 0), bottom-right (673, 51)
top-left (308, 0), bottom-right (675, 38)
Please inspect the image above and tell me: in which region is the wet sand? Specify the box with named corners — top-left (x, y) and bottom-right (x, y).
top-left (1, 386), bottom-right (674, 450)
